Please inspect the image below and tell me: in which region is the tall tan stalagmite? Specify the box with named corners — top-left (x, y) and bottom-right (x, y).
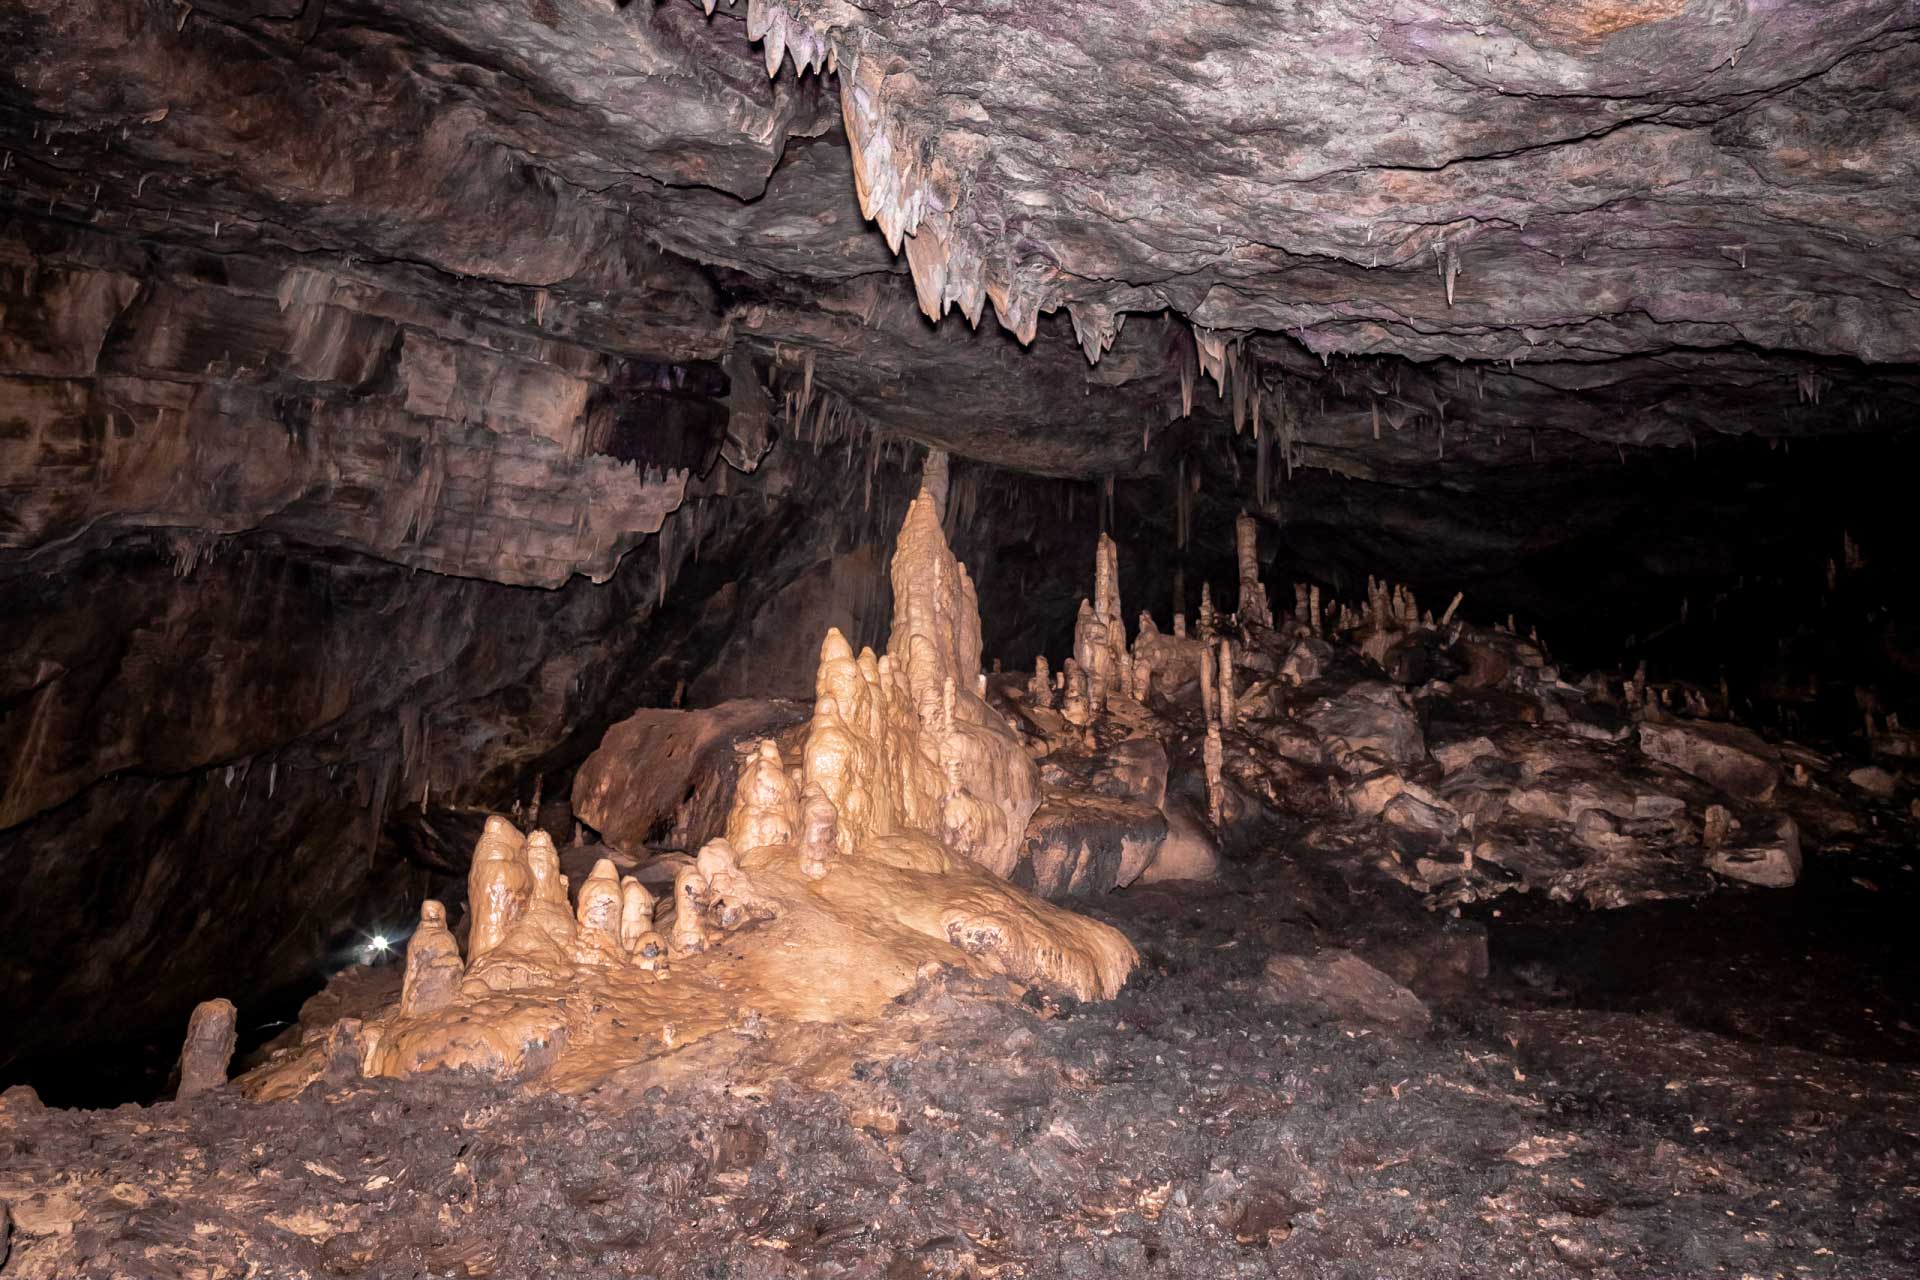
top-left (1094, 533), bottom-right (1120, 632)
top-left (1204, 724), bottom-right (1225, 827)
top-left (1200, 640), bottom-right (1218, 724)
top-left (1199, 582), bottom-right (1218, 640)
top-left (875, 480), bottom-right (1044, 875)
top-left (1218, 637), bottom-right (1236, 727)
top-left (1090, 532), bottom-right (1128, 691)
top-left (1235, 512), bottom-right (1271, 628)
top-left (467, 815), bottom-right (533, 963)
top-left (400, 901), bottom-right (464, 1016)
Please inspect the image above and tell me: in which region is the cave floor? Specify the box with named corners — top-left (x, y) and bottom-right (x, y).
top-left (3, 845), bottom-right (1917, 1280)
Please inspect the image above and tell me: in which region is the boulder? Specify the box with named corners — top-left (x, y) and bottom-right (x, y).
top-left (1361, 921), bottom-right (1489, 1001)
top-left (1260, 950), bottom-right (1431, 1036)
top-left (1278, 636), bottom-right (1332, 686)
top-left (1848, 765), bottom-right (1898, 798)
top-left (1433, 736), bottom-right (1502, 774)
top-left (1382, 787), bottom-right (1461, 840)
top-left (1638, 720), bottom-right (1779, 803)
top-left (1347, 770), bottom-right (1405, 819)
top-left (571, 699), bottom-right (810, 850)
top-left (1304, 683), bottom-right (1424, 769)
top-left (1706, 817), bottom-right (1802, 888)
top-left (1017, 793), bottom-right (1169, 897)
top-left (1133, 798), bottom-right (1222, 884)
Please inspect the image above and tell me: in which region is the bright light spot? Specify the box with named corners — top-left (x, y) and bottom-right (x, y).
top-left (369, 934), bottom-right (391, 954)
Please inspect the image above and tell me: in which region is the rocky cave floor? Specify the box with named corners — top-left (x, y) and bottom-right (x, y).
top-left (4, 834), bottom-right (1916, 1280)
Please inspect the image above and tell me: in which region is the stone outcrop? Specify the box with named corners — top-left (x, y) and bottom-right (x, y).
top-left (2, 227), bottom-right (688, 587)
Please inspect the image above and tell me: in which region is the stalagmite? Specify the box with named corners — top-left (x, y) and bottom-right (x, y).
top-left (669, 864), bottom-right (710, 955)
top-left (1133, 657), bottom-right (1153, 702)
top-left (1062, 657), bottom-right (1091, 725)
top-left (1441, 591), bottom-right (1464, 626)
top-left (727, 739), bottom-right (798, 852)
top-left (1029, 654), bottom-right (1054, 708)
top-left (1310, 585), bottom-right (1323, 635)
top-left (1174, 612), bottom-right (1188, 639)
top-left (1235, 512), bottom-right (1271, 628)
top-left (797, 782), bottom-right (838, 879)
top-left (1199, 582), bottom-right (1218, 640)
top-left (400, 901), bottom-right (463, 1016)
top-left (1703, 804), bottom-right (1733, 850)
top-left (1294, 582), bottom-right (1310, 626)
top-left (177, 998), bottom-right (238, 1099)
top-left (1204, 724), bottom-right (1225, 827)
top-left (617, 877), bottom-right (657, 956)
top-left (524, 831), bottom-right (568, 909)
top-left (1200, 641), bottom-right (1218, 724)
top-left (1084, 616), bottom-right (1111, 717)
top-left (696, 837), bottom-right (777, 929)
top-left (1218, 638), bottom-right (1236, 727)
top-left (467, 815), bottom-right (532, 964)
top-left (571, 858), bottom-right (626, 965)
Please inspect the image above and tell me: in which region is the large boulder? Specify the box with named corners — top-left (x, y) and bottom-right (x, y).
top-left (1303, 682), bottom-right (1424, 770)
top-left (1017, 793), bottom-right (1168, 898)
top-left (1638, 720), bottom-right (1780, 803)
top-left (571, 700), bottom-right (810, 850)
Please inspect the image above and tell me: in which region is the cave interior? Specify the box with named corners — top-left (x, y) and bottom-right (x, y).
top-left (2, 1), bottom-right (1919, 1277)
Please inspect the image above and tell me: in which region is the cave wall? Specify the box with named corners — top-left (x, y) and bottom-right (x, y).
top-left (0, 218), bottom-right (949, 1072)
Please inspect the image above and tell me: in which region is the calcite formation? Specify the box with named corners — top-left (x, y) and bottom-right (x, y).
top-left (243, 470), bottom-right (1134, 1097)
top-left (1235, 513), bottom-right (1271, 630)
top-left (176, 998), bottom-right (237, 1100)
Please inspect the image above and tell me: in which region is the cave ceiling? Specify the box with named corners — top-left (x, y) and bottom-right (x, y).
top-left (4, 0), bottom-right (1917, 507)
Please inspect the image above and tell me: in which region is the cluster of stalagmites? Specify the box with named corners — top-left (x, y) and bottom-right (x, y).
top-left (1016, 510), bottom-right (1910, 913)
top-left (237, 468), bottom-right (1135, 1098)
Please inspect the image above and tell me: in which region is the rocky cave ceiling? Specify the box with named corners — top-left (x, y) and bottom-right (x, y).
top-left (4, 0), bottom-right (1916, 498)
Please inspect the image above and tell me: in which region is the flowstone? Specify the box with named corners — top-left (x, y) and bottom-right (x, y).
top-left (244, 475), bottom-right (1133, 1098)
